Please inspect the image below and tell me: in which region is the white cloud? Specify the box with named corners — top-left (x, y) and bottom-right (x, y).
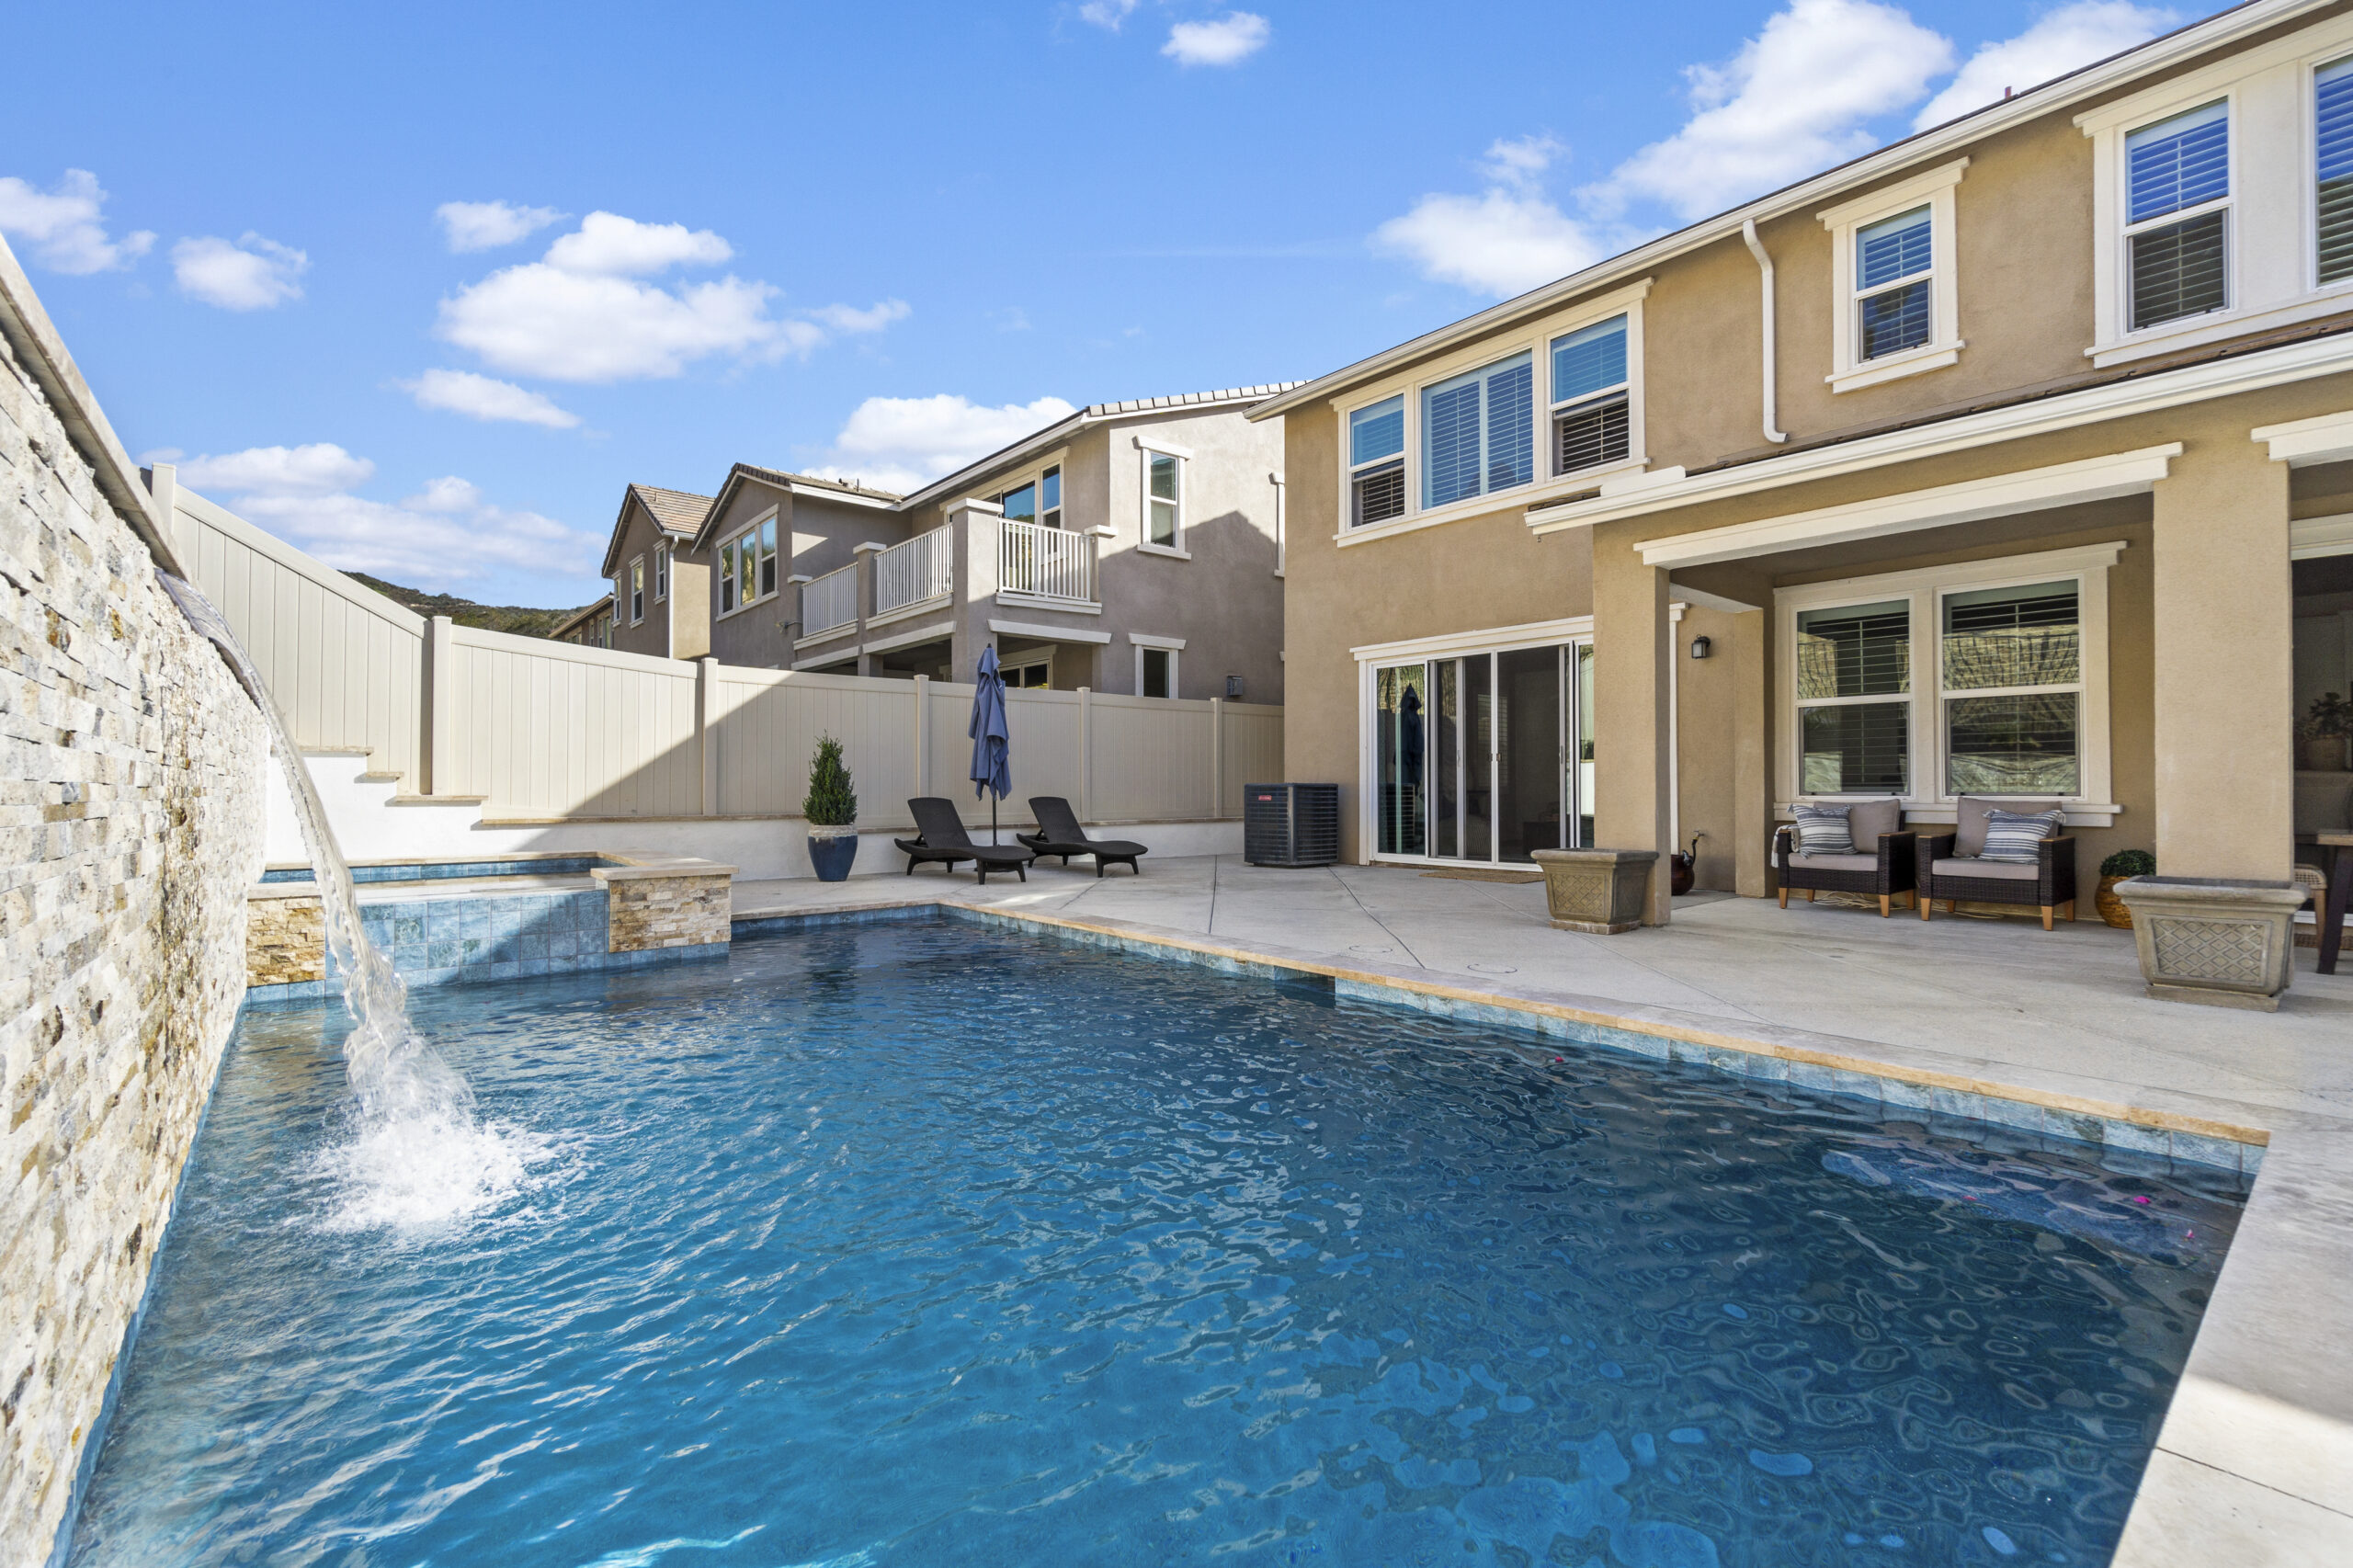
top-left (807, 393), bottom-right (1081, 494)
top-left (542, 210), bottom-right (732, 275)
top-left (1081, 0), bottom-right (1140, 29)
top-left (176, 442), bottom-right (600, 588)
top-left (172, 233), bottom-right (308, 310)
top-left (0, 169), bottom-right (153, 274)
top-left (805, 299), bottom-right (913, 334)
top-left (1375, 136), bottom-right (1610, 297)
top-left (434, 211), bottom-right (902, 382)
top-left (1915, 3), bottom-right (2177, 130)
top-left (400, 369), bottom-right (581, 429)
top-left (436, 199), bottom-right (566, 253)
top-left (1591, 0), bottom-right (1955, 222)
top-left (1163, 11), bottom-right (1269, 66)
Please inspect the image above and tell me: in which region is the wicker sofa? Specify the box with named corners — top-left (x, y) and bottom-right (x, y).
top-left (1773, 797), bottom-right (1916, 916)
top-left (1915, 796), bottom-right (2078, 930)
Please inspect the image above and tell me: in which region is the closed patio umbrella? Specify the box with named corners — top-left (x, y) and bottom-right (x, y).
top-left (969, 644), bottom-right (1012, 845)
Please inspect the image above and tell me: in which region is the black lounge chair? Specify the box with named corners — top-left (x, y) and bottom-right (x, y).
top-left (895, 797), bottom-right (1036, 883)
top-left (1017, 797), bottom-right (1147, 877)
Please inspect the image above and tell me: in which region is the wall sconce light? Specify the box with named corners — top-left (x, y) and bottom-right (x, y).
top-left (1689, 636), bottom-right (1712, 660)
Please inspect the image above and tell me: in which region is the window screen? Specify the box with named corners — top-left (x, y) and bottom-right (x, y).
top-left (2126, 102), bottom-right (2228, 329)
top-left (1423, 353), bottom-right (1532, 508)
top-left (1943, 582), bottom-right (2080, 793)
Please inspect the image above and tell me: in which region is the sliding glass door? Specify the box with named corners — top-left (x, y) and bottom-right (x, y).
top-left (1374, 641), bottom-right (1589, 864)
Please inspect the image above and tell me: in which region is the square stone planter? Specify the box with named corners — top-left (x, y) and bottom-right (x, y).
top-left (2112, 876), bottom-right (2308, 1010)
top-left (1530, 848), bottom-right (1659, 934)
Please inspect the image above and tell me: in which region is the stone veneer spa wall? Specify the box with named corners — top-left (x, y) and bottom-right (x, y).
top-left (0, 243), bottom-right (267, 1560)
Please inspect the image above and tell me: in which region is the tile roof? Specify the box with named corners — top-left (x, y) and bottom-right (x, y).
top-left (730, 464), bottom-right (903, 503)
top-left (628, 483), bottom-right (714, 534)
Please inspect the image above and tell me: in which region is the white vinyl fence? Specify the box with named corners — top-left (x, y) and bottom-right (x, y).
top-left (175, 481), bottom-right (1280, 829)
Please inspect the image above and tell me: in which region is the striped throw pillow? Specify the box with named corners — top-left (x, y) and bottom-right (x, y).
top-left (1792, 804), bottom-right (1855, 856)
top-left (1980, 808), bottom-right (2064, 863)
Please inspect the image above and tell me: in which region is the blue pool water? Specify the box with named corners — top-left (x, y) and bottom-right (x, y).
top-left (72, 919), bottom-right (2242, 1567)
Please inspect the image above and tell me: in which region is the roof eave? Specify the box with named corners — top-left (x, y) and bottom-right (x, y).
top-left (894, 387), bottom-right (1293, 512)
top-left (1245, 0), bottom-right (2317, 423)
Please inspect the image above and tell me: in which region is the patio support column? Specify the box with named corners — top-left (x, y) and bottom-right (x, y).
top-left (2150, 437), bottom-right (2293, 881)
top-left (1732, 607), bottom-right (1771, 898)
top-left (1591, 521), bottom-right (1675, 925)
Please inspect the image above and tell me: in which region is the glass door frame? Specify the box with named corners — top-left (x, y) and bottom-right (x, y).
top-left (1357, 619), bottom-right (1595, 868)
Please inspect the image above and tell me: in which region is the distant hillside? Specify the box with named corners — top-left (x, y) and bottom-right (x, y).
top-left (351, 574), bottom-right (595, 641)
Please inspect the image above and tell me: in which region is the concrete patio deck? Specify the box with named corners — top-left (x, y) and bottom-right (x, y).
top-left (731, 855), bottom-right (2353, 1565)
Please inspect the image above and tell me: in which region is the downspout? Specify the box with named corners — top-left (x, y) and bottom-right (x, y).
top-left (1741, 220), bottom-right (1790, 445)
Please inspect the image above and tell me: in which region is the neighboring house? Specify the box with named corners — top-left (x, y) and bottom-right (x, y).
top-left (694, 386), bottom-right (1294, 700)
top-left (551, 596), bottom-right (614, 649)
top-left (1253, 0), bottom-right (2353, 916)
top-left (599, 483), bottom-right (715, 660)
top-left (688, 465), bottom-right (905, 667)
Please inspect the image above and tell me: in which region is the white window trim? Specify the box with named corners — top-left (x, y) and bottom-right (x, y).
top-left (2078, 11), bottom-right (2353, 366)
top-left (1131, 633), bottom-right (1182, 698)
top-left (715, 506), bottom-right (781, 621)
top-left (1137, 437), bottom-right (1188, 555)
top-left (628, 556), bottom-right (646, 626)
top-left (1269, 472), bottom-right (1285, 577)
top-left (1819, 159), bottom-right (1967, 393)
top-left (1350, 619), bottom-right (1598, 868)
top-left (654, 544), bottom-right (668, 603)
top-left (1333, 278), bottom-right (1652, 550)
top-left (1773, 541), bottom-right (2123, 827)
top-left (982, 447), bottom-right (1073, 531)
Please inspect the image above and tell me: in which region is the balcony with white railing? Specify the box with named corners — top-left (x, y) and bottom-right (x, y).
top-left (801, 563), bottom-right (858, 639)
top-left (998, 518), bottom-right (1096, 606)
top-left (874, 526), bottom-right (952, 617)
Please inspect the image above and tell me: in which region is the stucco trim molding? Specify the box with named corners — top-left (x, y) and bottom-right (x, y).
top-left (987, 618), bottom-right (1113, 644)
top-left (1635, 446), bottom-right (2177, 569)
top-left (995, 591), bottom-right (1103, 615)
top-left (2253, 408), bottom-right (2353, 464)
top-left (1529, 330), bottom-right (2353, 537)
top-left (1128, 631), bottom-right (1187, 650)
top-left (2290, 511), bottom-right (2353, 558)
top-left (863, 620), bottom-right (957, 656)
top-left (865, 595), bottom-right (950, 630)
top-left (1351, 616), bottom-right (1597, 664)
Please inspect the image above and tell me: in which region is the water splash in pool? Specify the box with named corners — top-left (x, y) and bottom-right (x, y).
top-left (160, 571), bottom-right (538, 1227)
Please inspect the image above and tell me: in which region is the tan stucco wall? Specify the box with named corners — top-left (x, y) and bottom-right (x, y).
top-left (603, 495), bottom-right (710, 662)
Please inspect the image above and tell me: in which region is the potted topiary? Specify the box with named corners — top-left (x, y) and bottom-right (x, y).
top-left (803, 734), bottom-right (859, 881)
top-left (2096, 848), bottom-right (2154, 929)
top-left (2301, 691), bottom-right (2351, 771)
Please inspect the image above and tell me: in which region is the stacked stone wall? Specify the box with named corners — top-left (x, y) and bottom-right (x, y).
top-left (0, 324), bottom-right (266, 1558)
top-left (606, 870), bottom-right (731, 950)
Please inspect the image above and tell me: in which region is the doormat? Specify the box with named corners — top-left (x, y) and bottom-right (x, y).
top-left (1422, 868), bottom-right (1545, 884)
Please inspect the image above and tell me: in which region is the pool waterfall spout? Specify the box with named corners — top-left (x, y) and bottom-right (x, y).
top-left (159, 571), bottom-right (530, 1224)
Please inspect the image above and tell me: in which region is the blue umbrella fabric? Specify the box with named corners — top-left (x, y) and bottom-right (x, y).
top-left (968, 644), bottom-right (1012, 844)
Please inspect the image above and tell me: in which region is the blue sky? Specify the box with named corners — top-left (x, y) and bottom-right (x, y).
top-left (3, 0), bottom-right (2214, 608)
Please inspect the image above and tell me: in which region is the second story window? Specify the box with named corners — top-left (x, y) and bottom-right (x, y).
top-left (2319, 59), bottom-right (2353, 285)
top-left (718, 517), bottom-right (777, 615)
top-left (1348, 395), bottom-right (1405, 527)
top-left (2125, 101), bottom-right (2229, 330)
top-left (1549, 314), bottom-right (1630, 475)
top-left (1857, 208), bottom-right (1932, 359)
top-left (629, 558), bottom-right (645, 624)
top-left (997, 481), bottom-right (1037, 525)
top-left (1145, 451), bottom-right (1184, 547)
top-left (654, 546), bottom-right (668, 602)
top-left (1041, 465), bottom-right (1063, 528)
top-left (1423, 352), bottom-right (1532, 509)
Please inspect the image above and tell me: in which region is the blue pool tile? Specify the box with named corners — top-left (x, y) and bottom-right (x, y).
top-left (460, 903), bottom-right (490, 940)
top-left (2167, 1131), bottom-right (2243, 1173)
top-left (1928, 1086), bottom-right (1984, 1123)
top-left (2042, 1108), bottom-right (2109, 1146)
top-left (424, 903), bottom-right (460, 942)
top-left (485, 961), bottom-right (520, 982)
top-left (459, 937), bottom-right (484, 963)
top-left (1829, 1069), bottom-right (1885, 1107)
top-left (1785, 1062), bottom-right (1839, 1096)
top-left (1878, 1078), bottom-right (1934, 1114)
top-left (392, 915), bottom-right (425, 946)
top-left (392, 942), bottom-right (427, 971)
top-left (516, 934), bottom-right (547, 961)
top-left (1980, 1097), bottom-right (2045, 1136)
top-left (426, 940), bottom-right (460, 969)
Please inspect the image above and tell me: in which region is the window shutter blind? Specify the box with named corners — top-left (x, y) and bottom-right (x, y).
top-left (1550, 316), bottom-right (1627, 403)
top-left (1858, 208), bottom-right (1930, 289)
top-left (1423, 379), bottom-right (1483, 507)
top-left (1349, 396), bottom-right (1404, 467)
top-left (1554, 399), bottom-right (1629, 474)
top-left (2130, 210), bottom-right (2225, 327)
top-left (1796, 602), bottom-right (1909, 699)
top-left (1484, 358), bottom-right (1533, 494)
top-left (2127, 101), bottom-right (2229, 223)
top-left (2320, 60), bottom-right (2353, 284)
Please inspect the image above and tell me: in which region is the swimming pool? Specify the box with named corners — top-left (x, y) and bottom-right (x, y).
top-left (70, 918), bottom-right (2241, 1566)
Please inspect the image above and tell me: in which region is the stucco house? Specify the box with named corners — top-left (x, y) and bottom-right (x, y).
top-left (599, 483), bottom-right (714, 660)
top-left (551, 595), bottom-right (614, 649)
top-left (690, 387), bottom-right (1293, 701)
top-left (1253, 0), bottom-right (2353, 926)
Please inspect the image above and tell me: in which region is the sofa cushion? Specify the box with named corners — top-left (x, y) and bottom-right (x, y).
top-left (1931, 856), bottom-right (2039, 881)
top-left (1981, 807), bottom-right (2065, 863)
top-left (1956, 795), bottom-right (2062, 857)
top-left (1846, 796), bottom-right (1902, 850)
top-left (1792, 803), bottom-right (1854, 855)
top-left (1790, 852), bottom-right (1879, 872)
